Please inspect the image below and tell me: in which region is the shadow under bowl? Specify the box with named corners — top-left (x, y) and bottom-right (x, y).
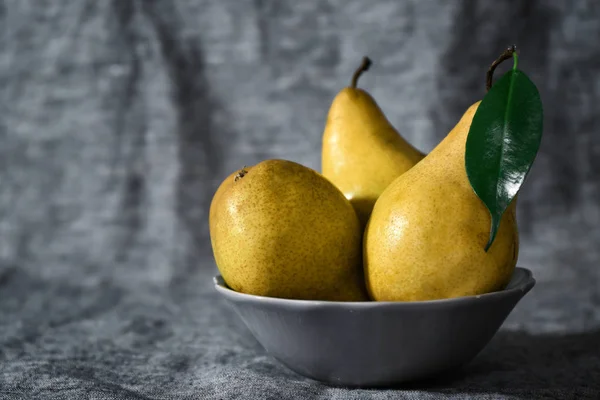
top-left (214, 267), bottom-right (535, 387)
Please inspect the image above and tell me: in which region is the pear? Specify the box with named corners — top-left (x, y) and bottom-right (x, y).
top-left (209, 159), bottom-right (368, 301)
top-left (322, 57), bottom-right (425, 226)
top-left (364, 102), bottom-right (519, 301)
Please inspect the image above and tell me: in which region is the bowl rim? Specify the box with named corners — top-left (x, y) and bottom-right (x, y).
top-left (213, 267), bottom-right (535, 308)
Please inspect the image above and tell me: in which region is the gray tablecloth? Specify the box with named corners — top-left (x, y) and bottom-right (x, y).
top-left (1, 1), bottom-right (600, 399)
top-left (2, 266), bottom-right (600, 399)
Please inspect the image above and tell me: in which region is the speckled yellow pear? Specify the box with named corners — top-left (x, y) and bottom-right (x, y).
top-left (364, 101), bottom-right (519, 301)
top-left (322, 57), bottom-right (424, 226)
top-left (209, 159), bottom-right (368, 301)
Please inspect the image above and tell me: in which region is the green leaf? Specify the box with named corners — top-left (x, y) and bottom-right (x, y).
top-left (465, 61), bottom-right (543, 252)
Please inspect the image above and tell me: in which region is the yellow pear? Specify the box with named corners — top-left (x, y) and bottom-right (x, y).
top-left (364, 101), bottom-right (519, 301)
top-left (209, 159), bottom-right (368, 301)
top-left (322, 57), bottom-right (425, 226)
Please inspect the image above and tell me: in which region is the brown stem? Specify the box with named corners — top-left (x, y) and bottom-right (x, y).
top-left (486, 45), bottom-right (517, 92)
top-left (351, 56), bottom-right (372, 88)
top-left (234, 166), bottom-right (248, 182)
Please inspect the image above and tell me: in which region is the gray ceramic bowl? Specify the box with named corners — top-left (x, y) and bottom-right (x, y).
top-left (214, 267), bottom-right (535, 387)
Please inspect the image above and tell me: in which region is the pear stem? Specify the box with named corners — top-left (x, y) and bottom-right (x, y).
top-left (234, 166), bottom-right (248, 182)
top-left (486, 45), bottom-right (517, 92)
top-left (351, 56), bottom-right (372, 88)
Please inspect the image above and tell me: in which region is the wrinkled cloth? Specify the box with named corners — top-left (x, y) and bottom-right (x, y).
top-left (1, 268), bottom-right (600, 399)
top-left (1, 0), bottom-right (600, 399)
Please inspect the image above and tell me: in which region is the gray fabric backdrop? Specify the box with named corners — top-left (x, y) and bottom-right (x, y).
top-left (1, 0), bottom-right (599, 399)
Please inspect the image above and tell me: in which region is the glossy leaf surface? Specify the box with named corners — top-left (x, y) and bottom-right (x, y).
top-left (465, 68), bottom-right (543, 251)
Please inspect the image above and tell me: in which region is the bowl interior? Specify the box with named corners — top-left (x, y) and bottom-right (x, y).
top-left (213, 267), bottom-right (535, 305)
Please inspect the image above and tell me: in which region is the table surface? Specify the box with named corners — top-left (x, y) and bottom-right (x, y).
top-left (1, 264), bottom-right (599, 400)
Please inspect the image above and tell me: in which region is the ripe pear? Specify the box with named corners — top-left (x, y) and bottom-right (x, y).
top-left (209, 159), bottom-right (368, 301)
top-left (364, 101), bottom-right (519, 301)
top-left (322, 57), bottom-right (425, 226)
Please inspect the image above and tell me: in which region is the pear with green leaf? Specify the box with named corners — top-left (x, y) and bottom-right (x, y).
top-left (321, 57), bottom-right (424, 226)
top-left (364, 47), bottom-right (542, 301)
